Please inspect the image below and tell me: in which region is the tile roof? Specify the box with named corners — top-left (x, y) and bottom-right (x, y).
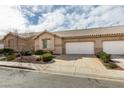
top-left (53, 25), bottom-right (124, 37)
top-left (18, 32), bottom-right (40, 38)
top-left (3, 25), bottom-right (124, 39)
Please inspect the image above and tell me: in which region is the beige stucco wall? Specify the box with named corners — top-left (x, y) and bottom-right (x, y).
top-left (54, 36), bottom-right (63, 54)
top-left (3, 34), bottom-right (35, 51)
top-left (0, 39), bottom-right (3, 44)
top-left (35, 32), bottom-right (63, 54)
top-left (26, 37), bottom-right (35, 50)
top-left (35, 32), bottom-right (55, 50)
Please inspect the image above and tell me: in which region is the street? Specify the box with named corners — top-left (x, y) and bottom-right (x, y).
top-left (0, 67), bottom-right (124, 88)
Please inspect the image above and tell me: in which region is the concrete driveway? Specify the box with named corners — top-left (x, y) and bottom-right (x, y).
top-left (47, 55), bottom-right (106, 75)
top-left (0, 54), bottom-right (106, 76)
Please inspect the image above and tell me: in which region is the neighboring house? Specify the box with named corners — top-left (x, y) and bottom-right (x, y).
top-left (2, 25), bottom-right (124, 55)
top-left (2, 32), bottom-right (39, 51)
top-left (0, 36), bottom-right (4, 49)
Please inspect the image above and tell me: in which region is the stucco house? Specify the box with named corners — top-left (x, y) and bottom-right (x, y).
top-left (2, 32), bottom-right (39, 51)
top-left (1, 25), bottom-right (124, 55)
top-left (34, 25), bottom-right (124, 55)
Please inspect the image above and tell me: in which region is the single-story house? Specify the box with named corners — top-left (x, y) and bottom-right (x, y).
top-left (2, 32), bottom-right (39, 51)
top-left (2, 25), bottom-right (124, 55)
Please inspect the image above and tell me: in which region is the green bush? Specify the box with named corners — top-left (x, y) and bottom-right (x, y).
top-left (97, 51), bottom-right (111, 63)
top-left (42, 53), bottom-right (53, 62)
top-left (20, 50), bottom-right (32, 56)
top-left (6, 55), bottom-right (16, 61)
top-left (2, 48), bottom-right (14, 56)
top-left (35, 50), bottom-right (44, 55)
top-left (0, 49), bottom-right (3, 54)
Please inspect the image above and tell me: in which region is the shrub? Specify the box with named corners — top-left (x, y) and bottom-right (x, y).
top-left (6, 55), bottom-right (16, 61)
top-left (20, 50), bottom-right (32, 56)
top-left (35, 50), bottom-right (44, 55)
top-left (0, 49), bottom-right (3, 54)
top-left (2, 48), bottom-right (14, 56)
top-left (42, 53), bottom-right (53, 62)
top-left (97, 51), bottom-right (111, 63)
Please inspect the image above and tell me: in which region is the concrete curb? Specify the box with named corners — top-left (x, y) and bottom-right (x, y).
top-left (0, 64), bottom-right (35, 70)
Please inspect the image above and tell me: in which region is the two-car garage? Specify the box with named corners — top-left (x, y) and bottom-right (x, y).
top-left (65, 41), bottom-right (124, 55)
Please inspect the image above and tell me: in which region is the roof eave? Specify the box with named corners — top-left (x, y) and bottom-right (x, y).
top-left (33, 31), bottom-right (62, 40)
top-left (62, 33), bottom-right (124, 39)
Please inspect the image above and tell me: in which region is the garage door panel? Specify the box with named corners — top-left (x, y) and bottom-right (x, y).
top-left (66, 42), bottom-right (94, 54)
top-left (103, 41), bottom-right (124, 54)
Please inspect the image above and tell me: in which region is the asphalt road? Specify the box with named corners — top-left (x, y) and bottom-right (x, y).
top-left (0, 67), bottom-right (124, 88)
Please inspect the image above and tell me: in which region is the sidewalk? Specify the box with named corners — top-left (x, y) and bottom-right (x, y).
top-left (0, 56), bottom-right (124, 82)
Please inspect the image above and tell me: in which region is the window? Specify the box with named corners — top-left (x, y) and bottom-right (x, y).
top-left (43, 39), bottom-right (50, 49)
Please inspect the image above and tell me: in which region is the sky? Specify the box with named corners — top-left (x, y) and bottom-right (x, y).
top-left (1, 5), bottom-right (124, 34)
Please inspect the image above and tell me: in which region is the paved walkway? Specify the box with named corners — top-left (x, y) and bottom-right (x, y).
top-left (1, 55), bottom-right (124, 81)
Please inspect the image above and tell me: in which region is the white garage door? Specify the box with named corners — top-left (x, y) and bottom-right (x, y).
top-left (0, 44), bottom-right (4, 49)
top-left (66, 42), bottom-right (94, 54)
top-left (103, 41), bottom-right (124, 54)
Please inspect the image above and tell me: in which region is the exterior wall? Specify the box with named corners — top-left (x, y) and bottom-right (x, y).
top-left (35, 32), bottom-right (63, 54)
top-left (3, 34), bottom-right (35, 51)
top-left (62, 35), bottom-right (124, 54)
top-left (54, 36), bottom-right (63, 54)
top-left (26, 37), bottom-right (35, 50)
top-left (35, 32), bottom-right (55, 51)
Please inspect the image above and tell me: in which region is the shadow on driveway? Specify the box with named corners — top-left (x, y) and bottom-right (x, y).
top-left (54, 54), bottom-right (96, 61)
